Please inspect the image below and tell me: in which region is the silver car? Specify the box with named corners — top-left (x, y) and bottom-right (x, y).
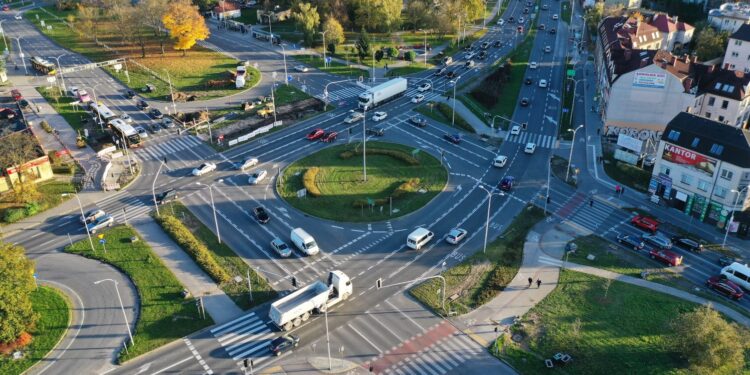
top-left (87, 214), bottom-right (114, 234)
top-left (270, 238), bottom-right (292, 257)
top-left (641, 233), bottom-right (672, 250)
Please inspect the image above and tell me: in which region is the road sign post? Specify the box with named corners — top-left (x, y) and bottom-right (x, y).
top-left (99, 235), bottom-right (107, 253)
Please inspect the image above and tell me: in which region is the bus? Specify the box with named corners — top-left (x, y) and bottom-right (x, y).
top-left (89, 102), bottom-right (118, 122)
top-left (108, 118), bottom-right (141, 148)
top-left (29, 56), bottom-right (57, 75)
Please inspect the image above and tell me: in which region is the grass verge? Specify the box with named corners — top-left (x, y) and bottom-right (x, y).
top-left (0, 286), bottom-right (70, 375)
top-left (0, 179), bottom-right (76, 224)
top-left (550, 155), bottom-right (576, 187)
top-left (559, 63), bottom-right (575, 139)
top-left (602, 150), bottom-right (651, 193)
top-left (410, 205), bottom-right (546, 315)
top-left (65, 225), bottom-right (213, 363)
top-left (278, 142), bottom-right (447, 222)
top-left (37, 87), bottom-right (87, 133)
top-left (154, 201), bottom-right (277, 310)
top-left (414, 101), bottom-right (475, 133)
top-left (297, 54), bottom-right (369, 78)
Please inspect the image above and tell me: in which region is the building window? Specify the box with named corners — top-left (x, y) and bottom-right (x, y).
top-left (735, 39), bottom-right (742, 46)
top-left (661, 166), bottom-right (671, 176)
top-left (667, 130), bottom-right (680, 141)
top-left (691, 138), bottom-right (700, 147)
top-left (716, 186), bottom-right (728, 198)
top-left (721, 169), bottom-right (734, 180)
top-left (732, 51), bottom-right (740, 57)
top-left (706, 112), bottom-right (712, 118)
top-left (710, 143), bottom-right (725, 156)
top-left (680, 174), bottom-right (693, 185)
top-left (722, 100), bottom-right (729, 109)
top-left (719, 115), bottom-right (725, 122)
top-left (698, 180), bottom-right (710, 191)
top-left (708, 97), bottom-right (715, 106)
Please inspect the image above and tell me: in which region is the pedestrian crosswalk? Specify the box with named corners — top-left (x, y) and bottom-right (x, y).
top-left (505, 132), bottom-right (556, 148)
top-left (94, 191), bottom-right (154, 223)
top-left (133, 135), bottom-right (204, 161)
top-left (210, 312), bottom-right (276, 362)
top-left (316, 86), bottom-right (363, 102)
top-left (381, 332), bottom-right (484, 375)
top-left (564, 198), bottom-right (616, 233)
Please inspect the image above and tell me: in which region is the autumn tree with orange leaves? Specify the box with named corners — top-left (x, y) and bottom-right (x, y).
top-left (161, 0), bottom-right (210, 56)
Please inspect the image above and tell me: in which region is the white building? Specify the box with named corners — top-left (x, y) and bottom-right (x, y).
top-left (691, 66), bottom-right (750, 126)
top-left (722, 24), bottom-right (750, 73)
top-left (709, 2), bottom-right (750, 33)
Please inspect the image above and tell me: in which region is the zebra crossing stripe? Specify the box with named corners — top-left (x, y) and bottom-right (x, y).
top-left (414, 355), bottom-right (442, 375)
top-left (422, 351), bottom-right (450, 372)
top-left (211, 312), bottom-right (258, 334)
top-left (218, 320), bottom-right (268, 346)
top-left (434, 342), bottom-right (461, 366)
top-left (229, 335), bottom-right (275, 360)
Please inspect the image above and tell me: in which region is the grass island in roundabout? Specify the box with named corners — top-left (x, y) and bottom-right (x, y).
top-left (278, 142), bottom-right (448, 222)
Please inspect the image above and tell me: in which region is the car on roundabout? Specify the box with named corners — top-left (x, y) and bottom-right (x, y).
top-left (410, 116), bottom-right (427, 127)
top-left (192, 162), bottom-right (216, 176)
top-left (248, 170), bottom-right (268, 185)
top-left (366, 126), bottom-right (385, 136)
top-left (445, 228), bottom-right (468, 244)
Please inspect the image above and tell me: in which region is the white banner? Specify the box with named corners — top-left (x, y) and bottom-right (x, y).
top-left (617, 133), bottom-right (643, 153)
top-left (227, 124), bottom-right (274, 146)
top-left (614, 149), bottom-right (639, 165)
top-left (633, 72), bottom-right (666, 88)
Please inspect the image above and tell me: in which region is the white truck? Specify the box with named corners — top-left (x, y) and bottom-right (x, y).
top-left (290, 228), bottom-right (319, 255)
top-left (358, 78), bottom-right (408, 109)
top-left (269, 270), bottom-right (352, 331)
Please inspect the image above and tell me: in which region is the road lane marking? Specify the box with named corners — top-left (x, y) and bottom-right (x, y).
top-left (347, 323), bottom-right (383, 353)
top-left (149, 356), bottom-right (192, 375)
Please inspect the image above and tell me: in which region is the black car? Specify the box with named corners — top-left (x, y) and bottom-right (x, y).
top-left (446, 70), bottom-right (456, 78)
top-left (366, 126), bottom-right (385, 136)
top-left (538, 24), bottom-right (545, 30)
top-left (253, 206), bottom-right (270, 224)
top-left (125, 90), bottom-right (136, 99)
top-left (156, 189), bottom-right (178, 205)
top-left (137, 100), bottom-right (150, 109)
top-left (671, 237), bottom-right (704, 252)
top-left (525, 78), bottom-right (533, 85)
top-left (444, 133), bottom-right (461, 144)
top-left (149, 108), bottom-right (164, 119)
top-left (18, 99), bottom-right (30, 110)
top-left (508, 16), bottom-right (515, 22)
top-left (616, 234), bottom-right (645, 251)
top-left (520, 97), bottom-right (530, 107)
top-left (550, 28), bottom-right (557, 34)
top-left (499, 176), bottom-right (515, 191)
top-left (480, 42), bottom-right (490, 50)
top-left (410, 116), bottom-right (427, 127)
top-left (270, 334), bottom-right (299, 356)
top-left (478, 51), bottom-right (487, 59)
top-left (523, 7), bottom-right (529, 13)
top-left (493, 40), bottom-right (502, 48)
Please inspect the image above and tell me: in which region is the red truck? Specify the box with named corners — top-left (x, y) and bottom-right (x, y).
top-left (649, 249), bottom-right (683, 267)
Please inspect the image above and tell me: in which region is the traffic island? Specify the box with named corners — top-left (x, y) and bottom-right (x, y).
top-left (277, 142), bottom-right (447, 222)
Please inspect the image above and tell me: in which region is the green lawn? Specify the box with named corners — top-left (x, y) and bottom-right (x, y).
top-left (550, 155), bottom-right (576, 187)
top-left (65, 225), bottom-right (213, 363)
top-left (155, 201), bottom-right (277, 310)
top-left (411, 206), bottom-right (546, 315)
top-left (560, 0), bottom-right (572, 25)
top-left (0, 286), bottom-right (70, 375)
top-left (273, 84), bottom-right (313, 105)
top-left (385, 63), bottom-right (433, 77)
top-left (457, 95), bottom-right (490, 127)
top-left (278, 142), bottom-right (447, 222)
top-left (37, 87), bottom-right (87, 133)
top-left (602, 150), bottom-right (651, 193)
top-left (1, 179), bottom-right (76, 224)
top-left (414, 101), bottom-right (475, 133)
top-left (559, 63), bottom-right (575, 138)
top-left (297, 54), bottom-right (369, 78)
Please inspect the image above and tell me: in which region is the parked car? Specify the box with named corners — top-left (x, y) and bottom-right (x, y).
top-left (445, 228), bottom-right (468, 244)
top-left (417, 83), bottom-right (432, 92)
top-left (493, 155), bottom-right (508, 168)
top-left (372, 111), bottom-right (388, 121)
top-left (68, 86), bottom-right (80, 97)
top-left (137, 100), bottom-right (150, 109)
top-left (87, 214), bottom-right (114, 234)
top-left (411, 94), bottom-right (425, 103)
top-left (81, 209), bottom-right (105, 224)
top-left (235, 157), bottom-right (259, 171)
top-left (410, 116), bottom-right (427, 127)
top-left (706, 275), bottom-right (744, 300)
top-left (524, 143), bottom-right (536, 154)
top-left (253, 206), bottom-right (270, 224)
top-left (125, 89), bottom-right (136, 99)
top-left (499, 176), bottom-right (515, 191)
top-left (192, 162), bottom-right (217, 176)
top-left (520, 97), bottom-right (530, 107)
top-left (149, 108), bottom-right (164, 119)
top-left (444, 133), bottom-right (461, 144)
top-left (321, 132), bottom-right (338, 142)
top-left (649, 248), bottom-right (683, 266)
top-left (642, 233), bottom-right (673, 250)
top-left (270, 238), bottom-right (292, 258)
top-left (671, 237), bottom-right (704, 252)
top-left (538, 79), bottom-right (548, 88)
top-left (344, 111), bottom-right (364, 123)
top-left (156, 189), bottom-right (178, 205)
top-left (631, 215), bottom-right (659, 233)
top-left (269, 334), bottom-right (299, 356)
top-left (248, 170), bottom-right (268, 185)
top-left (366, 126), bottom-right (385, 136)
top-left (306, 128), bottom-right (325, 140)
top-left (510, 125), bottom-right (521, 135)
top-left (135, 126), bottom-right (149, 139)
top-left (294, 65), bottom-right (309, 72)
top-left (616, 234), bottom-right (645, 251)
top-left (162, 117), bottom-right (175, 128)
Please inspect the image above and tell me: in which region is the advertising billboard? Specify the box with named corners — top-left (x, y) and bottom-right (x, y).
top-left (617, 133), bottom-right (643, 153)
top-left (633, 72), bottom-right (666, 89)
top-left (661, 144), bottom-right (717, 177)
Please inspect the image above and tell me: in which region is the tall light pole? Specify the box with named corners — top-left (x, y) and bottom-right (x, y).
top-left (94, 279), bottom-right (134, 350)
top-left (320, 30), bottom-right (328, 69)
top-left (452, 75), bottom-right (462, 129)
top-left (48, 53), bottom-right (68, 95)
top-left (324, 302), bottom-right (332, 370)
top-left (482, 0), bottom-right (487, 29)
top-left (322, 78), bottom-right (357, 111)
top-left (371, 48), bottom-right (375, 83)
top-left (13, 37), bottom-right (27, 75)
top-left (197, 180), bottom-right (223, 244)
top-left (567, 77), bottom-right (584, 128)
top-left (70, 192), bottom-right (96, 254)
top-left (0, 20), bottom-right (8, 56)
top-left (420, 29), bottom-right (428, 65)
top-left (151, 161), bottom-right (166, 216)
top-left (279, 44), bottom-right (289, 86)
top-left (566, 125), bottom-right (584, 182)
top-left (723, 186), bottom-right (749, 248)
top-left (362, 105), bottom-right (368, 182)
top-left (163, 69), bottom-right (177, 115)
top-left (478, 185), bottom-right (504, 254)
top-left (545, 156), bottom-right (551, 215)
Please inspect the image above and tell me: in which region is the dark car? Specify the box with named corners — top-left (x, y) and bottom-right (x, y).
top-left (253, 206), bottom-right (270, 224)
top-left (366, 126), bottom-right (385, 136)
top-left (18, 99), bottom-right (30, 110)
top-left (149, 108), bottom-right (164, 119)
top-left (493, 40), bottom-right (502, 48)
top-left (508, 16), bottom-right (515, 22)
top-left (642, 233), bottom-right (673, 250)
top-left (321, 131), bottom-right (338, 142)
top-left (478, 51), bottom-right (487, 59)
top-left (525, 78), bottom-right (533, 85)
top-left (616, 234), bottom-right (645, 251)
top-left (671, 237), bottom-right (704, 252)
top-left (550, 28), bottom-right (557, 34)
top-left (137, 100), bottom-right (150, 110)
top-left (125, 90), bottom-right (136, 99)
top-left (706, 275), bottom-right (744, 300)
top-left (520, 97), bottom-right (530, 107)
top-left (410, 116), bottom-right (427, 127)
top-left (446, 70), bottom-right (456, 78)
top-left (156, 189), bottom-right (178, 205)
top-left (306, 128), bottom-right (325, 140)
top-left (270, 334), bottom-right (299, 356)
top-left (538, 24), bottom-right (545, 30)
top-left (499, 176), bottom-right (515, 191)
top-left (444, 133), bottom-right (461, 144)
top-left (481, 41), bottom-right (490, 50)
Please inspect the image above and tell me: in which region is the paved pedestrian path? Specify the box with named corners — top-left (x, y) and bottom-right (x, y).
top-left (430, 95), bottom-right (496, 137)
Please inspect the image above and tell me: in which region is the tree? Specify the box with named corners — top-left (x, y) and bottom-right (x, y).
top-left (387, 47), bottom-right (399, 60)
top-left (374, 49), bottom-right (384, 62)
top-left (162, 0), bottom-right (210, 56)
top-left (350, 0), bottom-right (402, 32)
top-left (0, 242), bottom-right (37, 345)
top-left (405, 50), bottom-right (416, 62)
top-left (291, 2), bottom-right (321, 47)
top-left (136, 0), bottom-right (170, 56)
top-left (0, 131), bottom-right (41, 203)
top-left (672, 305), bottom-right (746, 374)
top-left (76, 4), bottom-right (101, 42)
top-left (404, 0), bottom-right (430, 31)
top-left (584, 2), bottom-right (604, 35)
top-left (322, 17), bottom-right (344, 48)
top-left (355, 27), bottom-right (371, 60)
top-left (192, 0), bottom-right (218, 13)
top-left (695, 27), bottom-right (729, 61)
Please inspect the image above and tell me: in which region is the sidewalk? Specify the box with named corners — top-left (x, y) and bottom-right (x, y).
top-left (131, 216), bottom-right (244, 324)
top-left (431, 95), bottom-right (498, 137)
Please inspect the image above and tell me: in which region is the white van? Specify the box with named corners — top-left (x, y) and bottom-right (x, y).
top-left (407, 227), bottom-right (434, 250)
top-left (290, 228), bottom-right (320, 255)
top-left (493, 155), bottom-right (508, 168)
top-left (721, 262), bottom-right (750, 290)
top-left (442, 56), bottom-right (453, 66)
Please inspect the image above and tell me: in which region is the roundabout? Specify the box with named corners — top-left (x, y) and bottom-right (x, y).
top-left (277, 141), bottom-right (448, 222)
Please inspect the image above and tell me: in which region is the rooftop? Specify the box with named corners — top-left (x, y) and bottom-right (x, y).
top-left (730, 23), bottom-right (750, 42)
top-left (709, 2), bottom-right (750, 20)
top-left (663, 112), bottom-right (750, 168)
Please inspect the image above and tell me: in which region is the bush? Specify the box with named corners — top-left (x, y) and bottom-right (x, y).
top-left (155, 215), bottom-right (231, 284)
top-left (393, 178), bottom-right (420, 198)
top-left (3, 208), bottom-right (27, 223)
top-left (40, 120), bottom-right (53, 133)
top-left (52, 164), bottom-right (75, 175)
top-left (405, 50), bottom-right (416, 62)
top-left (302, 167), bottom-right (321, 197)
top-left (339, 148), bottom-right (420, 165)
top-left (24, 202), bottom-right (40, 216)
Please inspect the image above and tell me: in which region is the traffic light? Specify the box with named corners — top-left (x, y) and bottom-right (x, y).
top-left (376, 278), bottom-right (382, 289)
top-left (292, 276), bottom-right (297, 288)
top-left (522, 122), bottom-right (527, 130)
top-left (163, 156), bottom-right (167, 165)
top-left (244, 359), bottom-right (248, 368)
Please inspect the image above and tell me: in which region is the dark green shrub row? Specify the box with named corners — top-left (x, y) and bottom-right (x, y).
top-left (3, 203), bottom-right (41, 223)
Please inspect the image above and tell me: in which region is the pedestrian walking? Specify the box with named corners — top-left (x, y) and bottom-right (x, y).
top-left (620, 186), bottom-right (625, 196)
top-left (596, 128), bottom-right (600, 135)
top-left (528, 277), bottom-right (533, 287)
top-left (615, 185), bottom-right (621, 194)
top-left (589, 199), bottom-right (594, 207)
top-left (536, 279), bottom-right (542, 288)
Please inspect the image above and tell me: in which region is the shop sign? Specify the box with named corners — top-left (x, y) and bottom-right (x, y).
top-left (662, 144), bottom-right (717, 177)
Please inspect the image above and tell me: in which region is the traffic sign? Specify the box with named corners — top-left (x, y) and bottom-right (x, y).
top-left (566, 69), bottom-right (575, 77)
top-left (325, 57), bottom-right (332, 63)
top-left (98, 234), bottom-right (105, 239)
top-left (99, 239), bottom-right (106, 244)
top-left (287, 75), bottom-right (293, 82)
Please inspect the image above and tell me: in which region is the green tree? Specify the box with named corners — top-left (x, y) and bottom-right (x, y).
top-left (292, 2), bottom-right (321, 47)
top-left (405, 50), bottom-right (416, 62)
top-left (387, 47), bottom-right (399, 59)
top-left (404, 0), bottom-right (430, 31)
top-left (321, 17), bottom-right (345, 47)
top-left (672, 304), bottom-right (746, 374)
top-left (584, 2), bottom-right (604, 35)
top-left (375, 49), bottom-right (384, 62)
top-left (351, 0), bottom-right (402, 32)
top-left (0, 131), bottom-right (41, 204)
top-left (0, 242), bottom-right (37, 344)
top-left (694, 27), bottom-right (729, 61)
top-left (355, 27), bottom-right (371, 60)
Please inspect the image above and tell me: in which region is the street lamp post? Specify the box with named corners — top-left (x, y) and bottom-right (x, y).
top-left (0, 20), bottom-right (8, 56)
top-left (84, 84), bottom-right (104, 128)
top-left (452, 75), bottom-right (462, 128)
top-left (478, 185), bottom-right (504, 254)
top-left (362, 105), bottom-right (368, 182)
top-left (13, 37), bottom-right (27, 75)
top-left (322, 78), bottom-right (358, 111)
top-left (196, 180), bottom-right (223, 244)
top-left (723, 186), bottom-right (749, 248)
top-left (279, 44), bottom-right (289, 86)
top-left (49, 53), bottom-right (68, 94)
top-left (70, 192), bottom-right (96, 254)
top-left (566, 125), bottom-right (584, 182)
top-left (420, 29), bottom-right (428, 65)
top-left (94, 279), bottom-right (134, 350)
top-left (320, 30), bottom-right (328, 69)
top-left (164, 70), bottom-right (177, 115)
top-left (545, 156), bottom-right (551, 214)
top-left (151, 161), bottom-right (166, 216)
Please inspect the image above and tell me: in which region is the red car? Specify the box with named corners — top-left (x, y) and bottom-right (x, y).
top-left (631, 215), bottom-right (659, 233)
top-left (321, 131), bottom-right (338, 142)
top-left (649, 249), bottom-right (683, 267)
top-left (706, 275), bottom-right (744, 300)
top-left (305, 128), bottom-right (324, 140)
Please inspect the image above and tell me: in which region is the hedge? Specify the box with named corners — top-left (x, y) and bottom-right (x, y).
top-left (155, 215), bottom-right (231, 284)
top-left (436, 102), bottom-right (474, 133)
top-left (302, 167), bottom-right (321, 197)
top-left (3, 208), bottom-right (26, 223)
top-left (339, 148), bottom-right (420, 165)
top-left (52, 164), bottom-right (75, 175)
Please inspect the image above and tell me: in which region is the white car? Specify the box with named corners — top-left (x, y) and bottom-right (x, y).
top-left (466, 51), bottom-right (476, 59)
top-left (538, 79), bottom-right (548, 88)
top-left (192, 162), bottom-right (217, 176)
top-left (412, 94), bottom-right (425, 103)
top-left (446, 228), bottom-right (468, 244)
top-left (120, 113), bottom-right (133, 123)
top-left (135, 126), bottom-right (149, 139)
top-left (14, 14), bottom-right (22, 20)
top-left (510, 125), bottom-right (521, 135)
top-left (248, 169), bottom-right (268, 185)
top-left (519, 17), bottom-right (525, 23)
top-left (524, 142), bottom-right (537, 154)
top-left (372, 111), bottom-right (388, 122)
top-left (344, 111), bottom-right (364, 123)
top-left (417, 83), bottom-right (432, 92)
top-left (529, 61), bottom-right (538, 69)
top-left (497, 18), bottom-right (505, 25)
top-left (294, 65), bottom-right (309, 72)
top-left (552, 14), bottom-right (559, 20)
top-left (68, 86), bottom-right (80, 97)
top-left (493, 155), bottom-right (508, 168)
top-left (544, 46), bottom-right (552, 53)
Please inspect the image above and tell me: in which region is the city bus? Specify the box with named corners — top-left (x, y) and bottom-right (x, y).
top-left (108, 118), bottom-right (141, 148)
top-left (89, 102), bottom-right (118, 122)
top-left (29, 56), bottom-right (57, 75)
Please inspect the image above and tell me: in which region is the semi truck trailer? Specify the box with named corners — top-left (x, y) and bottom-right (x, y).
top-left (357, 78), bottom-right (408, 109)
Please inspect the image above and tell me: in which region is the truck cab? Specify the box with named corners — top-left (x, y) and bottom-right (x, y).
top-left (326, 270), bottom-right (353, 307)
